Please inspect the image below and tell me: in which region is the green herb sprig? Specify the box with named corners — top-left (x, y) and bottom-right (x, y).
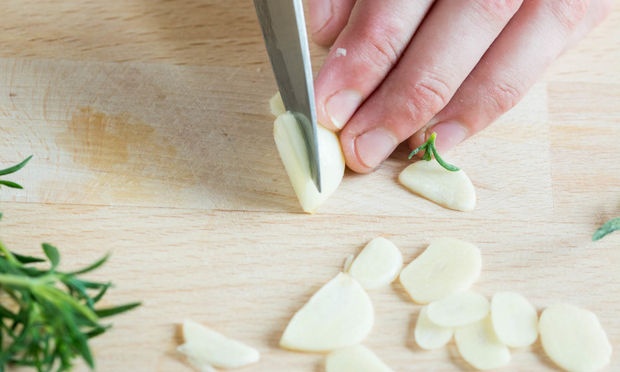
top-left (408, 132), bottom-right (459, 172)
top-left (592, 217), bottom-right (620, 241)
top-left (0, 156), bottom-right (32, 189)
top-left (0, 241), bottom-right (141, 371)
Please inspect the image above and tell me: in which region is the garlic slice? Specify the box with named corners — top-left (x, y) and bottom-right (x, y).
top-left (455, 315), bottom-right (511, 370)
top-left (280, 273), bottom-right (374, 352)
top-left (348, 237), bottom-right (403, 290)
top-left (399, 238), bottom-right (482, 304)
top-left (177, 320), bottom-right (260, 370)
top-left (398, 159), bottom-right (476, 211)
top-left (427, 291), bottom-right (490, 328)
top-left (273, 111), bottom-right (345, 214)
top-left (414, 306), bottom-right (454, 350)
top-left (269, 92), bottom-right (286, 116)
top-left (325, 344), bottom-right (394, 372)
top-left (490, 292), bottom-right (538, 348)
top-left (539, 304), bottom-right (612, 372)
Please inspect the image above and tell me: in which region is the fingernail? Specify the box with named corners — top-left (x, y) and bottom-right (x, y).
top-left (326, 90), bottom-right (362, 129)
top-left (309, 0), bottom-right (332, 35)
top-left (429, 121), bottom-right (468, 153)
top-left (355, 127), bottom-right (398, 169)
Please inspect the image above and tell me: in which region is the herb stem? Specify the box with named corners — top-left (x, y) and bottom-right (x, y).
top-left (408, 132), bottom-right (460, 171)
top-left (593, 217), bottom-right (620, 241)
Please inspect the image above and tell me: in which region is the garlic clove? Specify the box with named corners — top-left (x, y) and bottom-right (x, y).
top-left (348, 237), bottom-right (403, 290)
top-left (399, 238), bottom-right (481, 304)
top-left (177, 320), bottom-right (260, 370)
top-left (399, 160), bottom-right (476, 212)
top-left (414, 306), bottom-right (454, 350)
top-left (273, 111), bottom-right (345, 214)
top-left (539, 304), bottom-right (612, 372)
top-left (280, 273), bottom-right (374, 352)
top-left (325, 344), bottom-right (394, 372)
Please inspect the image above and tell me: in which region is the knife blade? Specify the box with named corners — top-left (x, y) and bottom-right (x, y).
top-left (254, 0), bottom-right (322, 192)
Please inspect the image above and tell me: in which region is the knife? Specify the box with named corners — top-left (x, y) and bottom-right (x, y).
top-left (254, 0), bottom-right (322, 192)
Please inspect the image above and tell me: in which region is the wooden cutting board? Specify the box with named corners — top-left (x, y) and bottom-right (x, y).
top-left (1, 1), bottom-right (619, 371)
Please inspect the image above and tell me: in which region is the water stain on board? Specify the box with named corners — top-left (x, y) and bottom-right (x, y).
top-left (56, 107), bottom-right (184, 202)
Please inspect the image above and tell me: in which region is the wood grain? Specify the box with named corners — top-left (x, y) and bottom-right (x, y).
top-left (1, 1), bottom-right (619, 371)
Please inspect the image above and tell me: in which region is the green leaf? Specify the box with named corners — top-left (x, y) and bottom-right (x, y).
top-left (95, 302), bottom-right (141, 318)
top-left (0, 155), bottom-right (32, 176)
top-left (593, 217), bottom-right (620, 241)
top-left (407, 132), bottom-right (459, 172)
top-left (42, 243), bottom-right (60, 269)
top-left (11, 252), bottom-right (46, 264)
top-left (0, 180), bottom-right (23, 189)
top-left (67, 253), bottom-right (110, 275)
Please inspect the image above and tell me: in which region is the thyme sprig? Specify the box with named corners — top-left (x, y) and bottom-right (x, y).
top-left (0, 240), bottom-right (141, 372)
top-left (0, 156), bottom-right (32, 189)
top-left (592, 217), bottom-right (620, 241)
top-left (408, 132), bottom-right (459, 172)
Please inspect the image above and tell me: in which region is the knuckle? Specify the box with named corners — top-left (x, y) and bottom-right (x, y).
top-left (358, 25), bottom-right (405, 72)
top-left (484, 80), bottom-right (524, 115)
top-left (405, 74), bottom-right (453, 120)
top-left (548, 0), bottom-right (591, 30)
top-left (474, 0), bottom-right (523, 22)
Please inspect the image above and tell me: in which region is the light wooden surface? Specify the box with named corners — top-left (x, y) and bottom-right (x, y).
top-left (1, 1), bottom-right (619, 371)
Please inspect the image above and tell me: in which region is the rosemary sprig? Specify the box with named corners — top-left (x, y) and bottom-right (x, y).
top-left (408, 132), bottom-right (459, 171)
top-left (592, 217), bottom-right (620, 241)
top-left (0, 156), bottom-right (32, 189)
top-left (0, 241), bottom-right (141, 371)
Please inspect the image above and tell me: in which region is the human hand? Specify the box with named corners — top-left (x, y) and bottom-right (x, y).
top-left (309, 0), bottom-right (612, 173)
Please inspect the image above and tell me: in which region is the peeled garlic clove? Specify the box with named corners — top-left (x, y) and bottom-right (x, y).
top-left (539, 304), bottom-right (612, 372)
top-left (398, 160), bottom-right (476, 212)
top-left (269, 92), bottom-right (286, 116)
top-left (427, 291), bottom-right (490, 328)
top-left (399, 238), bottom-right (481, 304)
top-left (455, 315), bottom-right (511, 370)
top-left (414, 306), bottom-right (454, 350)
top-left (490, 292), bottom-right (538, 348)
top-left (280, 273), bottom-right (374, 352)
top-left (348, 237), bottom-right (403, 290)
top-left (273, 112), bottom-right (345, 214)
top-left (177, 320), bottom-right (260, 370)
top-left (325, 344), bottom-right (394, 372)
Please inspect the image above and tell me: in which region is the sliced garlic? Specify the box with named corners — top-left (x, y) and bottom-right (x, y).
top-left (539, 304), bottom-right (612, 372)
top-left (273, 111), bottom-right (345, 214)
top-left (427, 291), bottom-right (490, 328)
top-left (414, 306), bottom-right (454, 350)
top-left (490, 292), bottom-right (538, 348)
top-left (398, 159), bottom-right (476, 212)
top-left (325, 344), bottom-right (394, 372)
top-left (269, 91), bottom-right (285, 116)
top-left (399, 238), bottom-right (481, 304)
top-left (455, 315), bottom-right (511, 370)
top-left (177, 320), bottom-right (260, 370)
top-left (280, 273), bottom-right (374, 352)
top-left (348, 237), bottom-right (403, 290)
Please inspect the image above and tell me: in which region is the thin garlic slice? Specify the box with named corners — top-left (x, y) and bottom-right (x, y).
top-left (177, 320), bottom-right (260, 370)
top-left (273, 111), bottom-right (345, 214)
top-left (399, 238), bottom-right (481, 304)
top-left (455, 315), bottom-right (511, 370)
top-left (539, 304), bottom-right (612, 372)
top-left (414, 306), bottom-right (454, 350)
top-left (348, 237), bottom-right (403, 290)
top-left (398, 159), bottom-right (476, 211)
top-left (427, 291), bottom-right (490, 328)
top-left (269, 92), bottom-right (285, 116)
top-left (325, 344), bottom-right (394, 372)
top-left (490, 292), bottom-right (538, 348)
top-left (280, 273), bottom-right (374, 352)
